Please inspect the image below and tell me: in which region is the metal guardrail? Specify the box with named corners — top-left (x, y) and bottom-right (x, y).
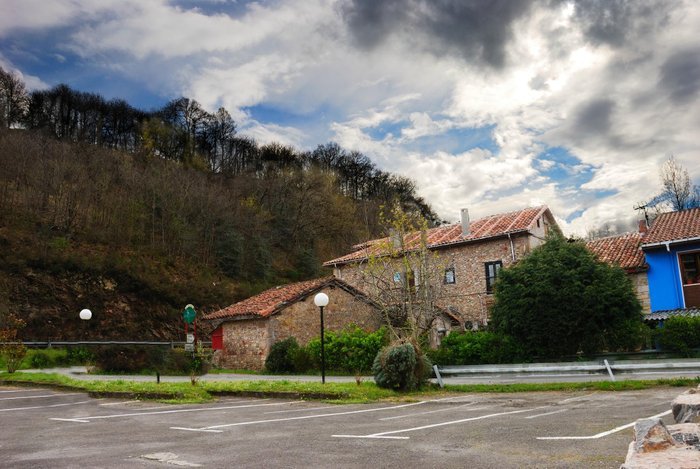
top-left (433, 358), bottom-right (700, 387)
top-left (1, 341), bottom-right (212, 348)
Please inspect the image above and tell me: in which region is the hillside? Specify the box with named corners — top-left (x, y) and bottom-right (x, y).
top-left (0, 128), bottom-right (434, 341)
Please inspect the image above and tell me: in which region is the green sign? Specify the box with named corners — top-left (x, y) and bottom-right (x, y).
top-left (183, 304), bottom-right (196, 324)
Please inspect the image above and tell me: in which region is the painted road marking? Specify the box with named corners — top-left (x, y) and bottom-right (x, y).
top-left (378, 402), bottom-right (485, 421)
top-left (171, 401), bottom-right (430, 433)
top-left (557, 393), bottom-right (596, 404)
top-left (49, 400), bottom-right (292, 423)
top-left (0, 393), bottom-right (80, 401)
top-left (100, 400), bottom-right (140, 406)
top-left (525, 409), bottom-right (569, 419)
top-left (1, 400), bottom-right (92, 413)
top-left (264, 406), bottom-right (336, 414)
top-left (333, 406), bottom-right (549, 440)
top-left (537, 410), bottom-right (672, 440)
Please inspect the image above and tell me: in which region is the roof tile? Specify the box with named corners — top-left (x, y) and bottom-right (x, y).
top-left (204, 277), bottom-right (333, 321)
top-left (642, 208), bottom-right (700, 246)
top-left (324, 206), bottom-right (551, 266)
top-left (586, 232), bottom-right (646, 271)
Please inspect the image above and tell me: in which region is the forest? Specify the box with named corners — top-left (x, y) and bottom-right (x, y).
top-left (0, 66), bottom-right (438, 340)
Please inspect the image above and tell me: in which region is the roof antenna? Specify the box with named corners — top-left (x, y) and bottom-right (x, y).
top-left (633, 202), bottom-right (650, 227)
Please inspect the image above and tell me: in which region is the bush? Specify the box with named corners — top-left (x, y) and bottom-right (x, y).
top-left (93, 345), bottom-right (167, 373)
top-left (428, 331), bottom-right (525, 366)
top-left (490, 235), bottom-right (644, 358)
top-left (28, 348), bottom-right (69, 368)
top-left (372, 341), bottom-right (432, 391)
top-left (265, 337), bottom-right (299, 373)
top-left (655, 317), bottom-right (700, 356)
top-left (306, 326), bottom-right (388, 373)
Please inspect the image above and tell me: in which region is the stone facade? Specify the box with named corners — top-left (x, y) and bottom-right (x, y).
top-left (630, 271), bottom-right (651, 315)
top-left (215, 284), bottom-right (382, 371)
top-left (333, 233), bottom-right (536, 327)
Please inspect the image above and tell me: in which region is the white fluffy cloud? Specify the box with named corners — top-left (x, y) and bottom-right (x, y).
top-left (2, 0), bottom-right (699, 236)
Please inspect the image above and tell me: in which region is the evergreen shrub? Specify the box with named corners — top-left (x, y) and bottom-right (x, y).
top-left (427, 331), bottom-right (525, 366)
top-left (306, 326), bottom-right (388, 373)
top-left (264, 337), bottom-right (299, 373)
top-left (372, 341), bottom-right (431, 391)
top-left (655, 317), bottom-right (700, 356)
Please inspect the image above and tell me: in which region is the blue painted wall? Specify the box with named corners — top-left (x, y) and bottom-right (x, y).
top-left (645, 242), bottom-right (700, 311)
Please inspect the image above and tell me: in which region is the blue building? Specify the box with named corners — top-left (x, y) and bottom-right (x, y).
top-left (641, 208), bottom-right (700, 313)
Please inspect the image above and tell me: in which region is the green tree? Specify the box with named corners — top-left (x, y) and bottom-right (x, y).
top-left (490, 235), bottom-right (643, 358)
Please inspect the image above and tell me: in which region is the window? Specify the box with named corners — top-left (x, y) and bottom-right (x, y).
top-left (444, 268), bottom-right (456, 284)
top-left (485, 261), bottom-right (502, 293)
top-left (680, 252), bottom-right (700, 285)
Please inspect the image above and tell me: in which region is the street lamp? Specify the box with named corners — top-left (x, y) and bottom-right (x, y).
top-left (79, 309), bottom-right (91, 343)
top-left (314, 292), bottom-right (329, 384)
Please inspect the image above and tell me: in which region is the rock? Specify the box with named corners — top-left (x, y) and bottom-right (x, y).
top-left (632, 419), bottom-right (681, 453)
top-left (673, 391), bottom-right (700, 423)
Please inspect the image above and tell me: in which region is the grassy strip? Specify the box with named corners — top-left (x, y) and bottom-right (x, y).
top-left (1, 372), bottom-right (699, 404)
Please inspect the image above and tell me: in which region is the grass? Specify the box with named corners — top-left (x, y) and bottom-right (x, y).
top-left (2, 371), bottom-right (699, 405)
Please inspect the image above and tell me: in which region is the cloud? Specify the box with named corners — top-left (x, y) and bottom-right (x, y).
top-left (2, 0), bottom-right (700, 238)
top-left (341, 0), bottom-right (537, 69)
top-left (659, 49), bottom-right (700, 104)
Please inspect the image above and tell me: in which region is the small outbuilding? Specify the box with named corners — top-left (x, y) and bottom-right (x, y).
top-left (204, 277), bottom-right (382, 371)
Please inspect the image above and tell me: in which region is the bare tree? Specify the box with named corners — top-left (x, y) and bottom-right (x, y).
top-left (358, 205), bottom-right (448, 343)
top-left (661, 154), bottom-right (699, 211)
top-left (0, 67), bottom-right (29, 128)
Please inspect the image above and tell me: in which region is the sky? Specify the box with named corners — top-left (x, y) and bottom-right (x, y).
top-left (1, 0), bottom-right (699, 235)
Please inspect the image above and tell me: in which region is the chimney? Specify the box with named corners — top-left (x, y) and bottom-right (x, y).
top-left (461, 208), bottom-right (470, 236)
top-left (389, 228), bottom-right (402, 250)
top-left (638, 219), bottom-right (648, 234)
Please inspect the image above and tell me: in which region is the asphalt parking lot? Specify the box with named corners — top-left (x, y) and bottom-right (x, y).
top-left (0, 385), bottom-right (685, 468)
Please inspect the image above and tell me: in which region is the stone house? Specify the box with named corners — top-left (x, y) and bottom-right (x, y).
top-left (586, 228), bottom-right (650, 314)
top-left (323, 206), bottom-right (559, 330)
top-left (203, 277), bottom-right (383, 371)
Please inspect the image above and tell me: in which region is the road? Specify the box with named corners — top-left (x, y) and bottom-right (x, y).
top-left (0, 385), bottom-right (685, 468)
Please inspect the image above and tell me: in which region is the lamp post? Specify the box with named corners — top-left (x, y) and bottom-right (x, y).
top-left (314, 292), bottom-right (329, 384)
top-left (79, 309), bottom-right (91, 342)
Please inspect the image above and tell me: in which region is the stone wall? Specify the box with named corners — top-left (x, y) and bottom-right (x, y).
top-left (269, 284), bottom-right (383, 346)
top-left (218, 318), bottom-right (269, 371)
top-left (217, 284), bottom-right (382, 371)
top-left (630, 271), bottom-right (651, 315)
top-left (334, 234), bottom-right (532, 327)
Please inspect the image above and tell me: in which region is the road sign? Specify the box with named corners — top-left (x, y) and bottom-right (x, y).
top-left (186, 333), bottom-right (195, 344)
top-left (183, 304), bottom-right (196, 324)
top-left (185, 343), bottom-right (194, 352)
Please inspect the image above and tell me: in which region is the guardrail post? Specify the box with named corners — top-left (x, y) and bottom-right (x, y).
top-left (603, 359), bottom-right (616, 381)
top-left (433, 365), bottom-right (444, 388)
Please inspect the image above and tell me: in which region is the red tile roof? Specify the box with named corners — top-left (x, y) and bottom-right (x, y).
top-left (204, 277), bottom-right (333, 321)
top-left (324, 206), bottom-right (553, 266)
top-left (641, 208), bottom-right (700, 246)
top-left (586, 232), bottom-right (646, 272)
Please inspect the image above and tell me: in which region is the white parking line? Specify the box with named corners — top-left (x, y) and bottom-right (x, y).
top-left (49, 400), bottom-right (292, 424)
top-left (557, 393), bottom-right (596, 404)
top-left (264, 406), bottom-right (336, 415)
top-left (537, 410), bottom-right (672, 440)
top-left (0, 393), bottom-right (80, 401)
top-left (333, 406), bottom-right (549, 440)
top-left (378, 402), bottom-right (485, 421)
top-left (171, 401), bottom-right (430, 433)
top-left (1, 400), bottom-right (92, 412)
top-left (525, 409), bottom-right (569, 419)
top-left (100, 400), bottom-right (140, 406)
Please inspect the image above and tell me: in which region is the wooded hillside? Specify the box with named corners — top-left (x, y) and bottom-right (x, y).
top-left (0, 67), bottom-right (437, 340)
